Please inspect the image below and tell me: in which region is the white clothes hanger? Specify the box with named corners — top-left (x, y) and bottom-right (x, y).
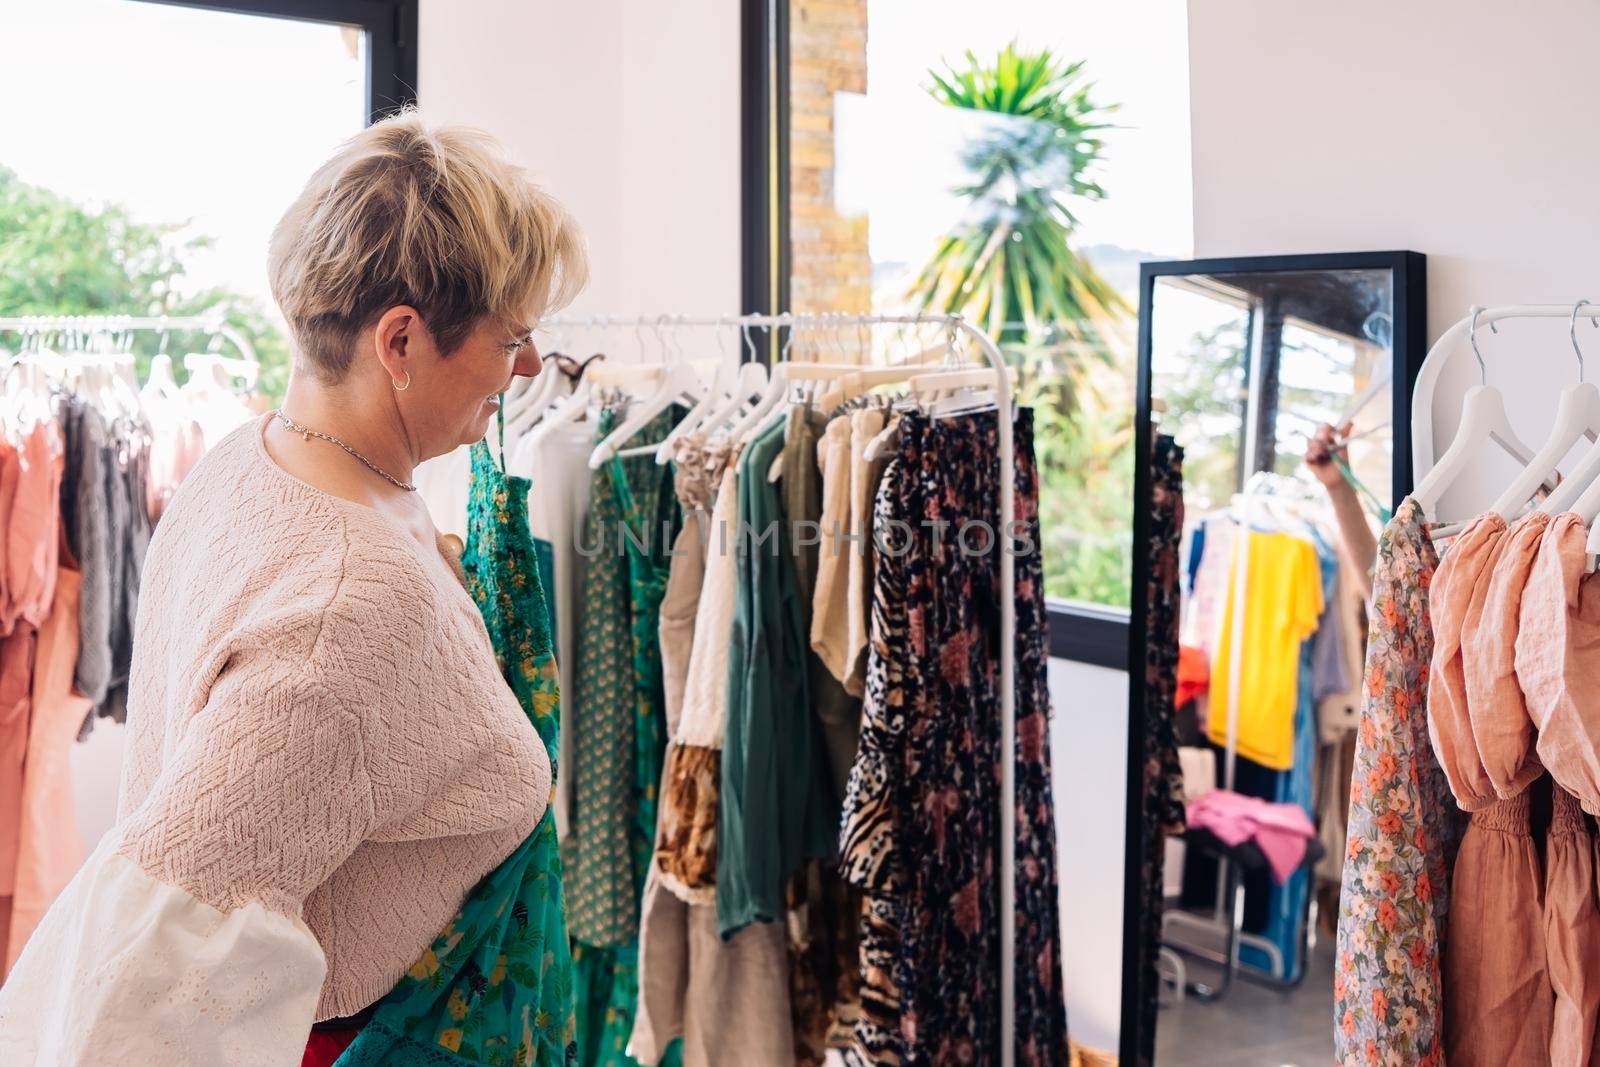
top-left (652, 326), bottom-right (739, 460)
top-left (663, 359), bottom-right (767, 460)
top-left (589, 361), bottom-right (706, 468)
top-left (142, 353), bottom-right (180, 405)
top-left (1492, 301), bottom-right (1600, 519)
top-left (503, 359), bottom-right (568, 442)
top-left (1412, 308), bottom-right (1546, 530)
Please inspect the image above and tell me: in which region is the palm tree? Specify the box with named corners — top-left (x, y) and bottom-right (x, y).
top-left (909, 43), bottom-right (1129, 393)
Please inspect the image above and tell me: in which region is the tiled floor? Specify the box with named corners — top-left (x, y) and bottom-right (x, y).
top-left (1153, 939), bottom-right (1334, 1067)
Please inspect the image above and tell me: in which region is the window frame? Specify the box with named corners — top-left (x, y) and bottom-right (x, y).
top-left (130, 0), bottom-right (418, 124)
top-left (748, 0), bottom-right (1140, 666)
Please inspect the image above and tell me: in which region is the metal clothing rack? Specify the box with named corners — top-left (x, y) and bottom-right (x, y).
top-left (0, 313), bottom-right (259, 365)
top-left (543, 310), bottom-right (1024, 1067)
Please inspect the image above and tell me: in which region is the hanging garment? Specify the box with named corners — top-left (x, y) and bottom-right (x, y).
top-left (844, 407), bottom-right (888, 697)
top-left (1317, 540), bottom-right (1370, 742)
top-left (1442, 790), bottom-right (1551, 1066)
top-left (839, 454), bottom-right (910, 1065)
top-left (1205, 525), bottom-right (1324, 769)
top-left (60, 398), bottom-right (111, 719)
top-left (1334, 498), bottom-right (1465, 1066)
top-left (1425, 511), bottom-right (1505, 810)
top-left (1544, 785), bottom-right (1600, 1067)
top-left (8, 417), bottom-right (64, 631)
top-left (786, 405), bottom-right (860, 801)
top-left (811, 413), bottom-right (853, 686)
top-left (521, 421), bottom-right (594, 840)
top-left (1462, 510), bottom-right (1548, 799)
top-left (1246, 527), bottom-right (1337, 978)
top-left (1519, 513), bottom-right (1600, 814)
top-left (333, 425), bottom-right (577, 1066)
top-left (716, 414), bottom-right (836, 938)
top-left (570, 407), bottom-right (682, 1067)
top-left (4, 534), bottom-right (88, 974)
top-left (1180, 515), bottom-right (1236, 663)
top-left (1133, 431), bottom-right (1184, 1067)
top-left (655, 454), bottom-right (741, 901)
top-left (101, 428), bottom-right (153, 725)
top-left (630, 436), bottom-right (794, 1067)
top-left (0, 433), bottom-right (18, 632)
top-left (891, 408), bottom-right (1069, 1065)
top-left (780, 404), bottom-right (862, 1060)
top-left (567, 408), bottom-right (645, 947)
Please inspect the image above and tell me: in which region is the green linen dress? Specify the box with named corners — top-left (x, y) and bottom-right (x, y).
top-left (568, 407), bottom-right (684, 1067)
top-left (335, 421), bottom-right (576, 1067)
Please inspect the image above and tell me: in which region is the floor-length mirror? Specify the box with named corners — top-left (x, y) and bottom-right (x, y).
top-left (1122, 252), bottom-right (1425, 1067)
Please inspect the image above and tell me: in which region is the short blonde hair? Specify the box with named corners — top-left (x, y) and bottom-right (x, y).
top-left (268, 109), bottom-right (587, 381)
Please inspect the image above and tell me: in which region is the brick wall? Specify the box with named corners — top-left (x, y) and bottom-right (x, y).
top-left (788, 0), bottom-right (871, 357)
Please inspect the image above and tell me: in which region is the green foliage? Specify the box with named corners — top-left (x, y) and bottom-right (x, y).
top-left (1153, 318), bottom-right (1249, 514)
top-left (912, 44), bottom-right (1136, 607)
top-left (911, 42), bottom-right (1129, 358)
top-left (0, 165), bottom-right (289, 400)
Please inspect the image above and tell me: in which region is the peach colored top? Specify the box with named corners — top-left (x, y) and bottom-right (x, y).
top-left (4, 537), bottom-right (89, 974)
top-left (1427, 512), bottom-right (1506, 810)
top-left (1461, 510), bottom-right (1548, 799)
top-left (1517, 513), bottom-right (1600, 815)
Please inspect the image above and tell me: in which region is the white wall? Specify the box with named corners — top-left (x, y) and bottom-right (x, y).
top-left (1060, 3), bottom-right (1600, 1052)
top-left (1188, 0), bottom-right (1600, 505)
top-left (419, 0), bottom-right (743, 323)
top-left (1049, 657), bottom-right (1129, 1053)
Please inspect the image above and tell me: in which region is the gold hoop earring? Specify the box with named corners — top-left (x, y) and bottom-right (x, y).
top-left (392, 371), bottom-right (411, 392)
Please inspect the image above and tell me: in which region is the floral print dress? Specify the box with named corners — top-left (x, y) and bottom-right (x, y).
top-left (1333, 497), bottom-right (1465, 1067)
top-left (1134, 433), bottom-right (1185, 1067)
top-left (335, 421), bottom-right (576, 1067)
top-left (839, 409), bottom-right (1069, 1065)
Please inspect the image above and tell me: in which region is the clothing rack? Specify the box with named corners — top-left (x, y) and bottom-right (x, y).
top-left (1411, 302), bottom-right (1600, 479)
top-left (0, 313), bottom-right (259, 365)
top-left (543, 310), bottom-right (1022, 1067)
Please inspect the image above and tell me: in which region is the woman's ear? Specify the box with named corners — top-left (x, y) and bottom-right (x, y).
top-left (373, 305), bottom-right (424, 386)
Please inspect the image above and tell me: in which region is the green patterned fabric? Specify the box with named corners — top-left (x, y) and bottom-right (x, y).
top-left (568, 406), bottom-right (684, 1067)
top-left (335, 421), bottom-right (576, 1067)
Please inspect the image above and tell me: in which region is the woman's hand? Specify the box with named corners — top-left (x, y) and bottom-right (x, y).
top-left (1304, 421), bottom-right (1353, 489)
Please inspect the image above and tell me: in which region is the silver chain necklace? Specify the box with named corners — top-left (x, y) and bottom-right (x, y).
top-left (274, 410), bottom-right (418, 492)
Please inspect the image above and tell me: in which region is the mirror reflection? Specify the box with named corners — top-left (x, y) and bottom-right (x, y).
top-left (1144, 266), bottom-right (1396, 1066)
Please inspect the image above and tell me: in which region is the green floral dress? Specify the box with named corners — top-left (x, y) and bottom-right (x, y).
top-left (336, 425), bottom-right (577, 1067)
top-left (569, 406), bottom-right (683, 1067)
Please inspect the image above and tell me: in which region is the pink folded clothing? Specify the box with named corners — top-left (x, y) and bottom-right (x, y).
top-left (1186, 789), bottom-right (1316, 884)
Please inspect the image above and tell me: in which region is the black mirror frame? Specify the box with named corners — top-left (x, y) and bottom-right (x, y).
top-left (1117, 250), bottom-right (1426, 1066)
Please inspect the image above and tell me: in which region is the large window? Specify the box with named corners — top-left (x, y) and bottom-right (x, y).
top-left (762, 0), bottom-right (1193, 655)
top-left (0, 0), bottom-right (414, 400)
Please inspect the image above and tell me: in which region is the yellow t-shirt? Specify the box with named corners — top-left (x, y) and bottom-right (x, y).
top-left (1205, 528), bottom-right (1324, 770)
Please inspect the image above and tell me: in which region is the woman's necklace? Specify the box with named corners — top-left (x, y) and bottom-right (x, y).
top-left (274, 409), bottom-right (418, 492)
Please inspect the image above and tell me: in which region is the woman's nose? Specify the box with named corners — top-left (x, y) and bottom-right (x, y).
top-left (513, 343), bottom-right (543, 379)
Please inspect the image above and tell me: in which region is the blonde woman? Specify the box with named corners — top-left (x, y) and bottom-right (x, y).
top-left (0, 111), bottom-right (586, 1065)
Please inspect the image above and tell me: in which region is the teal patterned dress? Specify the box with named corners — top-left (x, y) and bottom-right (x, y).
top-left (569, 406), bottom-right (683, 1067)
top-left (335, 424), bottom-right (577, 1067)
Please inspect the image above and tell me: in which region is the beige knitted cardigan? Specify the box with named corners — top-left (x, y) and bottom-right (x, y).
top-left (0, 412), bottom-right (550, 1055)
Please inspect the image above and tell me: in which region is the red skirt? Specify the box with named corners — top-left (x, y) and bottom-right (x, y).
top-left (302, 1028), bottom-right (361, 1067)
